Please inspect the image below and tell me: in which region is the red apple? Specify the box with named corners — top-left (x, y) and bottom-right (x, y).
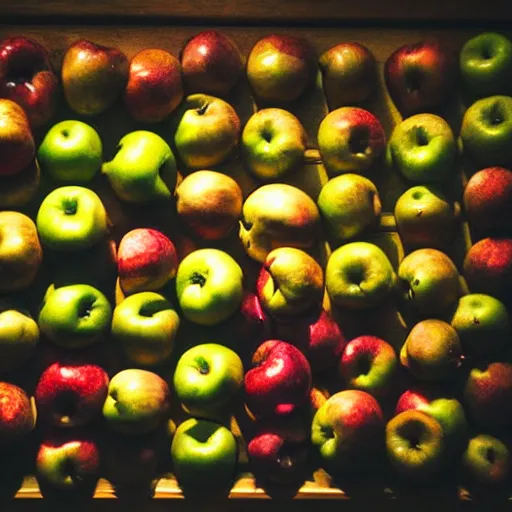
top-left (245, 340), bottom-right (312, 418)
top-left (0, 382), bottom-right (35, 446)
top-left (0, 36), bottom-right (59, 128)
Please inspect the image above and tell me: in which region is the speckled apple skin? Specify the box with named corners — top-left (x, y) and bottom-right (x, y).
top-left (0, 383), bottom-right (35, 444)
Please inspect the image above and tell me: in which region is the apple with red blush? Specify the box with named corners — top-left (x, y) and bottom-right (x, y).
top-left (0, 382), bottom-right (36, 446)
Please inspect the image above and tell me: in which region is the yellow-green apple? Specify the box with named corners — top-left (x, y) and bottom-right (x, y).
top-left (384, 40), bottom-right (457, 117)
top-left (38, 284), bottom-right (112, 349)
top-left (339, 335), bottom-right (398, 399)
top-left (117, 228), bottom-right (178, 295)
top-left (0, 383), bottom-right (36, 446)
top-left (463, 238), bottom-right (512, 303)
top-left (180, 30), bottom-right (243, 97)
top-left (173, 343), bottom-right (243, 417)
top-left (386, 113), bottom-right (457, 182)
top-left (463, 166), bottom-right (512, 236)
top-left (103, 368), bottom-right (170, 434)
top-left (37, 120), bottom-right (102, 183)
top-left (124, 48), bottom-right (183, 123)
top-left (311, 389), bottom-right (384, 473)
top-left (246, 34), bottom-right (317, 105)
top-left (400, 319), bottom-right (462, 381)
top-left (35, 360), bottom-right (109, 428)
top-left (319, 42), bottom-right (378, 110)
top-left (36, 434), bottom-right (100, 492)
top-left (0, 36), bottom-right (58, 128)
top-left (175, 248), bottom-right (243, 326)
top-left (394, 185), bottom-right (459, 249)
top-left (171, 418), bottom-right (237, 491)
top-left (241, 108), bottom-right (307, 181)
top-left (173, 93), bottom-right (240, 170)
top-left (317, 107), bottom-right (386, 175)
top-left (451, 293), bottom-right (511, 358)
top-left (0, 211), bottom-right (42, 293)
top-left (317, 173), bottom-right (381, 241)
top-left (385, 410), bottom-right (445, 480)
top-left (325, 242), bottom-right (397, 309)
top-left (239, 183), bottom-right (321, 263)
top-left (460, 32), bottom-right (512, 99)
top-left (256, 247), bottom-right (324, 318)
top-left (460, 95), bottom-right (512, 168)
top-left (0, 159), bottom-right (40, 209)
top-left (0, 98), bottom-right (35, 176)
top-left (102, 130), bottom-right (177, 203)
top-left (61, 39), bottom-right (128, 116)
top-left (398, 248), bottom-right (462, 317)
top-left (245, 340), bottom-right (312, 418)
top-left (175, 170), bottom-right (242, 240)
top-left (112, 292), bottom-right (180, 366)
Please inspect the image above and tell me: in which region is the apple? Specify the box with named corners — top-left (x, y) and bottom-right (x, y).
top-left (37, 120), bottom-right (102, 183)
top-left (180, 30), bottom-right (244, 97)
top-left (339, 335), bottom-right (399, 398)
top-left (245, 340), bottom-right (312, 418)
top-left (35, 360), bottom-right (109, 428)
top-left (317, 173), bottom-right (382, 241)
top-left (256, 247), bottom-right (324, 318)
top-left (325, 241), bottom-right (397, 309)
top-left (61, 39), bottom-right (128, 116)
top-left (103, 368), bottom-right (170, 434)
top-left (240, 183), bottom-right (321, 263)
top-left (0, 159), bottom-right (40, 209)
top-left (384, 40), bottom-right (457, 117)
top-left (246, 34), bottom-right (316, 105)
top-left (124, 48), bottom-right (183, 123)
top-left (386, 113), bottom-right (457, 182)
top-left (102, 130), bottom-right (177, 203)
top-left (0, 383), bottom-right (36, 446)
top-left (460, 95), bottom-right (512, 168)
top-left (0, 36), bottom-right (59, 128)
top-left (460, 32), bottom-right (512, 99)
top-left (317, 107), bottom-right (386, 175)
top-left (171, 418), bottom-right (237, 490)
top-left (112, 292), bottom-right (180, 367)
top-left (0, 98), bottom-right (35, 176)
top-left (173, 343), bottom-right (243, 417)
top-left (175, 170), bottom-right (242, 240)
top-left (175, 248), bottom-right (243, 326)
top-left (173, 93), bottom-right (240, 170)
top-left (319, 42), bottom-right (378, 110)
top-left (117, 228), bottom-right (178, 295)
top-left (394, 185), bottom-right (460, 249)
top-left (241, 108), bottom-right (307, 181)
top-left (398, 248), bottom-right (462, 317)
top-left (311, 389), bottom-right (384, 473)
top-left (0, 211), bottom-right (42, 293)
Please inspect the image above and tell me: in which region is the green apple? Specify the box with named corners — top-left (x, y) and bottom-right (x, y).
top-left (460, 95), bottom-right (512, 168)
top-left (241, 108), bottom-right (307, 181)
top-left (387, 113), bottom-right (457, 182)
top-left (103, 369), bottom-right (170, 434)
top-left (102, 130), bottom-right (177, 203)
top-left (325, 242), bottom-right (397, 309)
top-left (38, 284), bottom-right (112, 349)
top-left (175, 248), bottom-right (243, 326)
top-left (37, 120), bottom-right (102, 183)
top-left (317, 173), bottom-right (381, 241)
top-left (171, 418), bottom-right (238, 490)
top-left (173, 93), bottom-right (240, 170)
top-left (36, 186), bottom-right (108, 251)
top-left (173, 343), bottom-right (243, 417)
top-left (111, 292), bottom-right (180, 366)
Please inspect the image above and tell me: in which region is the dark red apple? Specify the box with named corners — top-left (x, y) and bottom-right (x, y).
top-left (0, 382), bottom-right (35, 446)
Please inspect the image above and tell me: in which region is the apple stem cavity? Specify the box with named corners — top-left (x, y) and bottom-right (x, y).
top-left (196, 103), bottom-right (209, 116)
top-left (349, 126), bottom-right (369, 155)
top-left (405, 69), bottom-right (422, 94)
top-left (195, 356), bottom-right (210, 375)
top-left (78, 299), bottom-right (95, 318)
top-left (415, 126), bottom-right (430, 147)
top-left (486, 447), bottom-right (496, 464)
top-left (63, 198), bottom-right (78, 215)
top-left (190, 272), bottom-right (206, 287)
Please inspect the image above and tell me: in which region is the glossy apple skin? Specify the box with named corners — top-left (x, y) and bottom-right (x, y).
top-left (35, 361), bottom-right (109, 428)
top-left (247, 34), bottom-right (317, 105)
top-left (124, 48), bottom-right (183, 123)
top-left (0, 383), bottom-right (35, 446)
top-left (384, 40), bottom-right (457, 117)
top-left (0, 36), bottom-right (59, 128)
top-left (245, 340), bottom-right (312, 418)
top-left (181, 30), bottom-right (244, 97)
